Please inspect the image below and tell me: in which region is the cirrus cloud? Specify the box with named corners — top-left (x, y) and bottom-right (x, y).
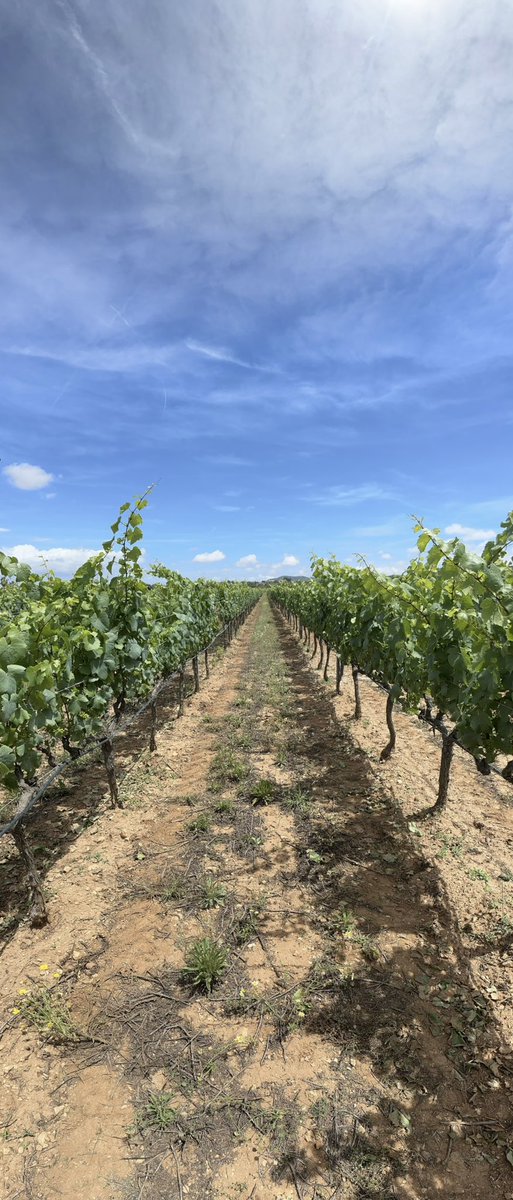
top-left (445, 523), bottom-right (496, 541)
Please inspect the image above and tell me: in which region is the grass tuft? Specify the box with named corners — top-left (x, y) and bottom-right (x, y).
top-left (183, 937), bottom-right (229, 993)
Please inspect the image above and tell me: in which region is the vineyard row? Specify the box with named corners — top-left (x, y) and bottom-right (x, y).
top-left (270, 511), bottom-right (513, 812)
top-left (0, 493), bottom-right (259, 923)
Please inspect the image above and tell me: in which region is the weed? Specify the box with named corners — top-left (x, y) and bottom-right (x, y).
top-left (211, 749), bottom-right (249, 786)
top-left (200, 876), bottom-right (227, 909)
top-left (233, 900), bottom-right (266, 945)
top-left (353, 932), bottom-right (381, 961)
top-left (306, 848), bottom-right (323, 864)
top-left (214, 798), bottom-right (235, 815)
top-left (183, 937), bottom-right (229, 992)
top-left (283, 787), bottom-right (311, 816)
top-left (229, 982), bottom-right (310, 1038)
top-left (248, 778), bottom-right (276, 806)
top-left (237, 833), bottom-right (263, 856)
top-left (138, 1091), bottom-right (178, 1132)
top-left (436, 834), bottom-right (465, 861)
top-left (16, 985), bottom-right (77, 1043)
top-left (484, 914), bottom-right (513, 946)
top-left (159, 872), bottom-right (186, 902)
top-left (468, 867), bottom-right (490, 882)
top-left (188, 812), bottom-right (211, 835)
top-left (330, 906), bottom-right (356, 934)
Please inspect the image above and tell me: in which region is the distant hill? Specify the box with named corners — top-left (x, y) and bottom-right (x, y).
top-left (262, 574), bottom-right (310, 584)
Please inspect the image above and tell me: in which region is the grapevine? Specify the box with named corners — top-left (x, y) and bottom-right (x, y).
top-left (0, 495), bottom-right (259, 923)
top-left (271, 511), bottom-right (513, 812)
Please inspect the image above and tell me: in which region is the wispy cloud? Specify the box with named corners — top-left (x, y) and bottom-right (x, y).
top-left (445, 523), bottom-right (496, 541)
top-left (311, 484), bottom-right (395, 507)
top-left (186, 339), bottom-right (280, 375)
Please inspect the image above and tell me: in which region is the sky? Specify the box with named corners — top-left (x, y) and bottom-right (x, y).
top-left (1, 0), bottom-right (513, 579)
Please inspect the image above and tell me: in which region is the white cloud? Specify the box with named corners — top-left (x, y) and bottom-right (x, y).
top-left (3, 543), bottom-right (97, 575)
top-left (312, 484), bottom-right (395, 507)
top-left (193, 549), bottom-right (226, 563)
top-left (445, 523), bottom-right (496, 541)
top-left (214, 504), bottom-right (240, 512)
top-left (3, 462), bottom-right (54, 491)
top-left (0, 527), bottom-right (9, 533)
top-left (280, 554), bottom-right (299, 567)
top-left (380, 552), bottom-right (392, 560)
top-left (236, 553), bottom-right (259, 567)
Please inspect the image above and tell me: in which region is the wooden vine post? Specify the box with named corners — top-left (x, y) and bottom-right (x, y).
top-left (192, 655), bottom-right (200, 693)
top-left (101, 737), bottom-right (122, 807)
top-left (178, 669), bottom-right (185, 717)
top-left (149, 699), bottom-right (157, 752)
top-left (204, 647), bottom-right (210, 678)
top-left (352, 663), bottom-right (362, 719)
top-left (323, 647), bottom-right (331, 681)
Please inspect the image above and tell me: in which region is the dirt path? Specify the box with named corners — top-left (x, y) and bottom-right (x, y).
top-left (1, 598), bottom-right (513, 1200)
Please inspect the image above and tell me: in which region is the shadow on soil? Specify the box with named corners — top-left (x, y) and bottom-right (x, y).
top-left (270, 611), bottom-right (513, 1199)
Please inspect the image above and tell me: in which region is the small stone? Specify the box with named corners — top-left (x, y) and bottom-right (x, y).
top-left (151, 1070), bottom-right (168, 1090)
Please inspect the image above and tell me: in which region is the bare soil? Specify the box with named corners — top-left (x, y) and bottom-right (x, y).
top-left (1, 598), bottom-right (513, 1200)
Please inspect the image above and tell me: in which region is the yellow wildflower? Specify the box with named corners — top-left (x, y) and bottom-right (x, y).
top-left (39, 963), bottom-right (49, 972)
top-left (18, 987), bottom-right (28, 996)
top-left (12, 1008), bottom-right (20, 1016)
top-left (52, 971), bottom-right (62, 979)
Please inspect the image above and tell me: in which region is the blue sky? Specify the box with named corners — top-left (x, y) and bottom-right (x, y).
top-left (1, 0), bottom-right (513, 578)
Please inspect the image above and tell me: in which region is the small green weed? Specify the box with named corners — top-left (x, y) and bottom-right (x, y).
top-left (436, 834), bottom-right (465, 861)
top-left (468, 867), bottom-right (490, 882)
top-left (353, 932), bottom-right (381, 961)
top-left (183, 937), bottom-right (229, 992)
top-left (159, 872), bottom-right (185, 902)
top-left (249, 778), bottom-right (275, 806)
top-left (211, 749), bottom-right (249, 785)
top-left (200, 876), bottom-right (227, 909)
top-left (283, 787), bottom-right (311, 816)
top-left (306, 848), bottom-right (323, 864)
top-left (214, 798), bottom-right (235, 815)
top-left (485, 914), bottom-right (513, 945)
top-left (330, 906), bottom-right (356, 933)
top-left (188, 812), bottom-right (212, 835)
top-left (234, 900), bottom-right (266, 946)
top-left (138, 1091), bottom-right (177, 1132)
